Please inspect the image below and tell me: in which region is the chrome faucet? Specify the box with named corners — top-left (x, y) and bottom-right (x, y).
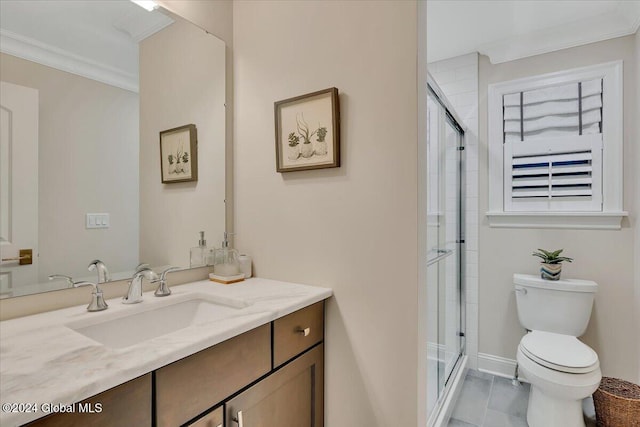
top-left (48, 274), bottom-right (75, 288)
top-left (153, 266), bottom-right (180, 297)
top-left (88, 259), bottom-right (111, 283)
top-left (73, 281), bottom-right (108, 312)
top-left (123, 267), bottom-right (158, 304)
top-left (134, 263), bottom-right (151, 274)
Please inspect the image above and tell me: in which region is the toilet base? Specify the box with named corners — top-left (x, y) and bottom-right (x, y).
top-left (527, 385), bottom-right (585, 427)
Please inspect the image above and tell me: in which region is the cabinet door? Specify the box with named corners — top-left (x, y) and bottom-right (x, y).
top-left (25, 374), bottom-right (151, 427)
top-left (187, 406), bottom-right (223, 427)
top-left (156, 324), bottom-right (270, 427)
top-left (226, 344), bottom-right (323, 427)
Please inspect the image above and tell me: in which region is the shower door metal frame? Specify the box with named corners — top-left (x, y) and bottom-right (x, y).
top-left (426, 77), bottom-right (467, 422)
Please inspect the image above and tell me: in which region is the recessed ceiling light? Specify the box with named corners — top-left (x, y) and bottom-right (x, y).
top-left (130, 0), bottom-right (158, 12)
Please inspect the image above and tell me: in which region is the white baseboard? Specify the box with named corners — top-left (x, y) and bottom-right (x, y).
top-left (477, 352), bottom-right (518, 379)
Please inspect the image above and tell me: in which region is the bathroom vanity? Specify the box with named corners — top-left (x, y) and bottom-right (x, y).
top-left (0, 279), bottom-right (331, 426)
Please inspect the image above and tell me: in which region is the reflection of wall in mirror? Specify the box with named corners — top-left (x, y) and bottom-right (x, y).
top-left (139, 14), bottom-right (226, 269)
top-left (0, 53), bottom-right (139, 287)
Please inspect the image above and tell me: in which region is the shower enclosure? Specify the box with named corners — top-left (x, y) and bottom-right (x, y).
top-left (425, 77), bottom-right (466, 425)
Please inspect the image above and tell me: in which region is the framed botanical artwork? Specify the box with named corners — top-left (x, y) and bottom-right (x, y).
top-left (274, 87), bottom-right (340, 172)
top-left (160, 124), bottom-right (198, 183)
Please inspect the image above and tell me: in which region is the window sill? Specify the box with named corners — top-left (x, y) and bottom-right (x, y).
top-left (486, 211), bottom-right (628, 230)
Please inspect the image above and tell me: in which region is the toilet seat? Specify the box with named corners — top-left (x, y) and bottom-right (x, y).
top-left (520, 331), bottom-right (599, 374)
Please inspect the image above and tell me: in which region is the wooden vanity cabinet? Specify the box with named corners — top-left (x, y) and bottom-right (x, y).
top-left (22, 300), bottom-right (325, 427)
top-left (186, 406), bottom-right (223, 427)
top-left (25, 374), bottom-right (151, 427)
top-left (273, 301), bottom-right (324, 367)
top-left (155, 324), bottom-right (271, 427)
top-left (226, 344), bottom-right (324, 427)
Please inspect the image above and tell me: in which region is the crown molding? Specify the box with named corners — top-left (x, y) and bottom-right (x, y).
top-left (0, 29), bottom-right (138, 93)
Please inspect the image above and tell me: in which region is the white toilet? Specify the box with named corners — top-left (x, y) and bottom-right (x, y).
top-left (514, 274), bottom-right (601, 427)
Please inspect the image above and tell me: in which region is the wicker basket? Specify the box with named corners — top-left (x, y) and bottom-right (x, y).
top-left (593, 377), bottom-right (640, 427)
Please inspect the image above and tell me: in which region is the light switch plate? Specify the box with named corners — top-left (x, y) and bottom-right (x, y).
top-left (86, 213), bottom-right (109, 229)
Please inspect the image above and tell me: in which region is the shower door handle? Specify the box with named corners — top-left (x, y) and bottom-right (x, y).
top-left (427, 248), bottom-right (453, 266)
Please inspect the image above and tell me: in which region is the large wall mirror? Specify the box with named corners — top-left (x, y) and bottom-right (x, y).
top-left (0, 0), bottom-right (226, 298)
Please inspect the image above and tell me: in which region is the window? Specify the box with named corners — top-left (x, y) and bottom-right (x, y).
top-left (487, 61), bottom-right (626, 229)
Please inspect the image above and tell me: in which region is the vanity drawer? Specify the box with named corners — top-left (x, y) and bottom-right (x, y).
top-left (26, 374), bottom-right (151, 427)
top-left (155, 324), bottom-right (270, 427)
top-left (273, 301), bottom-right (324, 367)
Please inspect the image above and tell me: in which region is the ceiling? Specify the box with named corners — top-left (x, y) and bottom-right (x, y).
top-left (0, 0), bottom-right (174, 91)
top-left (427, 0), bottom-right (640, 64)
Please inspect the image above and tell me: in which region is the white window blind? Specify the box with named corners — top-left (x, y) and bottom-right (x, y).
top-left (502, 79), bottom-right (603, 212)
top-left (504, 135), bottom-right (602, 211)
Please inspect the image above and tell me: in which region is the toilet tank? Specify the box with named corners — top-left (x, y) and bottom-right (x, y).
top-left (514, 274), bottom-right (597, 337)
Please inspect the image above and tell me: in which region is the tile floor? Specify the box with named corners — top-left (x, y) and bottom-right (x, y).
top-left (448, 370), bottom-right (597, 427)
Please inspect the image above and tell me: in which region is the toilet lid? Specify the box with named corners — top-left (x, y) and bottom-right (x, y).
top-left (520, 331), bottom-right (599, 374)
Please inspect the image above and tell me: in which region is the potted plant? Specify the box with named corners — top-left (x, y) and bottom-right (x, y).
top-left (287, 132), bottom-right (300, 160)
top-left (167, 154), bottom-right (175, 174)
top-left (532, 248), bottom-right (573, 280)
top-left (296, 113), bottom-right (316, 158)
top-left (314, 126), bottom-right (328, 156)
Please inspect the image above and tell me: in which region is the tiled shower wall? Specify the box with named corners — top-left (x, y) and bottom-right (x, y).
top-left (429, 53), bottom-right (480, 369)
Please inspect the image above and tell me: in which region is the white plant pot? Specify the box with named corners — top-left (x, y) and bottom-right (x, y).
top-left (314, 140), bottom-right (328, 156)
top-left (287, 145), bottom-right (300, 160)
top-left (301, 143), bottom-right (314, 158)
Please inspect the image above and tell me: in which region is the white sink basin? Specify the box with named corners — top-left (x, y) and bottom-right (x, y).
top-left (66, 294), bottom-right (249, 349)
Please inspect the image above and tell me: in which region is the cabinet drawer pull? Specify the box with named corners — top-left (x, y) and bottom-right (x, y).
top-left (296, 327), bottom-right (311, 337)
top-left (233, 410), bottom-right (244, 427)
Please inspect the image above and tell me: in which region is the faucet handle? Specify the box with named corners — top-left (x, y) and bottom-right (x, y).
top-left (160, 266), bottom-right (180, 281)
top-left (154, 266), bottom-right (179, 297)
top-left (48, 274), bottom-right (75, 288)
top-left (73, 281), bottom-right (108, 312)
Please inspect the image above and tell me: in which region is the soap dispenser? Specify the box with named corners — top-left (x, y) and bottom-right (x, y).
top-left (190, 231), bottom-right (207, 268)
top-left (213, 232), bottom-right (240, 276)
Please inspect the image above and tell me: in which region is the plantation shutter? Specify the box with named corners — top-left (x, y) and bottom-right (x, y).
top-left (502, 79), bottom-right (603, 212)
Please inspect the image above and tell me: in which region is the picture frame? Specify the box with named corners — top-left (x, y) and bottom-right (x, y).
top-left (160, 124), bottom-right (198, 183)
top-left (274, 87), bottom-right (340, 172)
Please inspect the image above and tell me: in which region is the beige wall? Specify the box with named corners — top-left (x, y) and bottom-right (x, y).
top-left (478, 35), bottom-right (639, 382)
top-left (0, 53), bottom-right (139, 283)
top-left (139, 15), bottom-right (226, 268)
top-left (233, 1), bottom-right (418, 425)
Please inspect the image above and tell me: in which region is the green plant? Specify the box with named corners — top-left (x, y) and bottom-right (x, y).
top-left (532, 248), bottom-right (573, 264)
top-left (288, 132), bottom-right (300, 147)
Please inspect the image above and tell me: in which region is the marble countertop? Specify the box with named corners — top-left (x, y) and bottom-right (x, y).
top-left (0, 278), bottom-right (332, 426)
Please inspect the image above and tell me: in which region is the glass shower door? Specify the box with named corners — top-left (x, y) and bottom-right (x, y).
top-left (426, 91), bottom-right (465, 422)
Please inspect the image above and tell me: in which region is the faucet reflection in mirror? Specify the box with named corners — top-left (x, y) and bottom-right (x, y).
top-left (48, 274), bottom-right (74, 289)
top-left (88, 260), bottom-right (111, 283)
